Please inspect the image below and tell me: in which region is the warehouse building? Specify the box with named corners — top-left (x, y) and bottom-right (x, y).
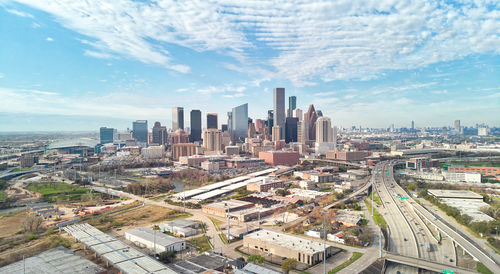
top-left (427, 189), bottom-right (483, 200)
top-left (125, 227), bottom-right (186, 254)
top-left (202, 200), bottom-right (254, 217)
top-left (159, 219), bottom-right (199, 237)
top-left (243, 230), bottom-right (336, 266)
top-left (246, 178), bottom-right (284, 192)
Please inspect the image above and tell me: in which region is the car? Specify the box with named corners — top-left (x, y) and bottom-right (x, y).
top-left (404, 238), bottom-right (408, 241)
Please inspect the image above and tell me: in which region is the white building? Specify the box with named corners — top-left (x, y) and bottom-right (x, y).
top-left (159, 219), bottom-right (199, 237)
top-left (141, 145), bottom-right (164, 159)
top-left (443, 172), bottom-right (481, 183)
top-left (327, 232), bottom-right (345, 244)
top-left (125, 227), bottom-right (186, 254)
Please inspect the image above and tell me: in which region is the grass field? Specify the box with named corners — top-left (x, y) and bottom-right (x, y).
top-left (27, 182), bottom-right (89, 202)
top-left (189, 235), bottom-right (212, 252)
top-left (367, 190), bottom-right (382, 206)
top-left (449, 161), bottom-right (500, 168)
top-left (477, 262), bottom-right (494, 274)
top-left (364, 199), bottom-right (386, 228)
top-left (328, 252), bottom-right (363, 274)
top-left (11, 167), bottom-right (32, 173)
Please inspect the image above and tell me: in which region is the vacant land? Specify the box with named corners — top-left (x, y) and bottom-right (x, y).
top-left (27, 181), bottom-right (89, 202)
top-left (189, 235), bottom-right (212, 252)
top-left (328, 252), bottom-right (363, 274)
top-left (364, 199), bottom-right (386, 228)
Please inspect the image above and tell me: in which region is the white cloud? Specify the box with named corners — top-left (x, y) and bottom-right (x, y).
top-left (83, 50), bottom-right (114, 59)
top-left (0, 73), bottom-right (4, 79)
top-left (45, 37), bottom-right (53, 42)
top-left (6, 8), bottom-right (33, 18)
top-left (12, 0), bottom-right (500, 86)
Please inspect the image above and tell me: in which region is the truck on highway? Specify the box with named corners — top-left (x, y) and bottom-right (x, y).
top-left (425, 242), bottom-right (431, 252)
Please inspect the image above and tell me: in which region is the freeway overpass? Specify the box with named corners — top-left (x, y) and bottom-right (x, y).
top-left (299, 158), bottom-right (362, 169)
top-left (0, 169), bottom-right (44, 180)
top-left (384, 252), bottom-right (476, 274)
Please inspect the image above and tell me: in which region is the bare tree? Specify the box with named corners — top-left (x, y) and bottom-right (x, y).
top-left (22, 214), bottom-right (44, 232)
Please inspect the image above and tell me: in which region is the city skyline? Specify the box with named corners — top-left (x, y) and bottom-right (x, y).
top-left (1, 1), bottom-right (500, 131)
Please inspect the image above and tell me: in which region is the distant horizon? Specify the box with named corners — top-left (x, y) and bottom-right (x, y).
top-left (1, 1), bottom-right (499, 131)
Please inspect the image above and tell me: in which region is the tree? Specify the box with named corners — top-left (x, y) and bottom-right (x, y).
top-left (247, 254), bottom-right (264, 264)
top-left (22, 214), bottom-right (44, 232)
top-left (158, 251), bottom-right (176, 263)
top-left (281, 258), bottom-right (297, 273)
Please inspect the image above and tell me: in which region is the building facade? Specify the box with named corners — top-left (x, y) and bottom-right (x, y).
top-left (231, 103), bottom-right (248, 143)
top-left (152, 122), bottom-right (167, 146)
top-left (132, 120), bottom-right (148, 144)
top-left (259, 151), bottom-right (299, 166)
top-left (190, 109), bottom-right (202, 142)
top-left (203, 128), bottom-right (223, 153)
top-left (285, 117), bottom-right (298, 143)
top-left (207, 113), bottom-right (218, 129)
top-left (288, 96), bottom-right (296, 118)
top-left (100, 127), bottom-right (114, 145)
top-left (273, 88), bottom-right (285, 139)
top-left (172, 107), bottom-right (184, 131)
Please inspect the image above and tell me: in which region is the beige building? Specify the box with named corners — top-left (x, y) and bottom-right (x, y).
top-left (243, 230), bottom-right (335, 265)
top-left (203, 129), bottom-right (223, 153)
top-left (246, 178), bottom-right (284, 192)
top-left (172, 143), bottom-right (197, 160)
top-left (201, 200), bottom-right (254, 217)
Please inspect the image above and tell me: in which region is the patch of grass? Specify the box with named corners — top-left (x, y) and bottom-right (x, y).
top-left (477, 262), bottom-right (494, 274)
top-left (48, 235), bottom-right (73, 248)
top-left (189, 235), bottom-right (212, 252)
top-left (451, 161), bottom-right (500, 168)
top-left (150, 194), bottom-right (168, 201)
top-left (367, 190), bottom-right (382, 206)
top-left (219, 233), bottom-right (228, 244)
top-left (12, 167), bottom-right (32, 172)
top-left (0, 191), bottom-right (6, 201)
top-left (27, 181), bottom-right (89, 202)
top-left (364, 199), bottom-right (386, 228)
top-left (320, 188), bottom-right (333, 192)
top-left (328, 252), bottom-right (363, 274)
top-left (209, 217), bottom-right (223, 231)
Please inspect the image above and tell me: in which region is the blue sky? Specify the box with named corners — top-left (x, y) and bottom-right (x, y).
top-left (0, 0), bottom-right (499, 131)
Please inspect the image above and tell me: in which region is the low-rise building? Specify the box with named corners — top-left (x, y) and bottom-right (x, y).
top-left (141, 145), bottom-right (164, 159)
top-left (201, 200), bottom-right (254, 218)
top-left (259, 151), bottom-right (299, 166)
top-left (287, 188), bottom-right (328, 202)
top-left (443, 172), bottom-right (481, 183)
top-left (226, 158), bottom-right (265, 168)
top-left (326, 150), bottom-right (372, 161)
top-left (125, 227), bottom-right (186, 254)
top-left (334, 211), bottom-right (362, 227)
top-left (447, 165), bottom-right (500, 179)
top-left (427, 189), bottom-right (484, 200)
top-left (243, 230), bottom-right (336, 265)
top-left (299, 180), bottom-right (316, 190)
top-left (294, 171), bottom-right (334, 183)
top-left (225, 146), bottom-right (240, 156)
top-left (159, 219), bottom-right (199, 237)
top-left (327, 232), bottom-right (345, 244)
top-left (246, 178), bottom-right (284, 192)
top-left (405, 157), bottom-right (439, 170)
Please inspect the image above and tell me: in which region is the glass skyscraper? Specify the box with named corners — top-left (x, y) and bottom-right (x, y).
top-left (207, 113), bottom-right (218, 129)
top-left (190, 110), bottom-right (202, 142)
top-left (273, 88), bottom-right (285, 139)
top-left (99, 127), bottom-right (114, 144)
top-left (132, 120), bottom-right (148, 144)
top-left (288, 96), bottom-right (296, 118)
top-left (231, 103), bottom-right (248, 143)
top-left (172, 107), bottom-right (184, 130)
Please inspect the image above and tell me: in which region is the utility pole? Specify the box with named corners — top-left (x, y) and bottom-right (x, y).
top-left (322, 210), bottom-right (328, 274)
top-left (226, 203), bottom-right (230, 244)
top-left (379, 227), bottom-right (382, 258)
top-left (371, 181), bottom-right (374, 217)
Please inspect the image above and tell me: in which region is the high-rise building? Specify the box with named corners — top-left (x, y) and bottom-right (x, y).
top-left (454, 120), bottom-right (461, 134)
top-left (298, 120), bottom-right (309, 144)
top-left (172, 107), bottom-right (184, 130)
top-left (203, 128), bottom-right (223, 153)
top-left (273, 88), bottom-right (285, 139)
top-left (231, 103), bottom-right (248, 143)
top-left (100, 127), bottom-right (114, 145)
top-left (227, 112), bottom-right (233, 134)
top-left (267, 110), bottom-right (274, 135)
top-left (304, 104), bottom-right (318, 142)
top-left (207, 113), bottom-right (218, 129)
top-left (152, 122), bottom-right (167, 146)
top-left (316, 110), bottom-right (323, 117)
top-left (132, 120), bottom-right (148, 144)
top-left (190, 110), bottom-right (202, 142)
top-left (221, 124), bottom-right (228, 132)
top-left (288, 96), bottom-right (296, 118)
top-left (316, 117), bottom-right (333, 143)
top-left (248, 122), bottom-right (256, 138)
top-left (255, 119), bottom-right (265, 133)
top-left (272, 126), bottom-right (281, 142)
top-left (293, 108), bottom-right (303, 121)
top-left (285, 117), bottom-right (298, 143)
top-left (171, 131), bottom-right (190, 144)
top-left (411, 120), bottom-right (415, 130)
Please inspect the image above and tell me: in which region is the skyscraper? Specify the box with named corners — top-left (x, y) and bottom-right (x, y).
top-left (100, 127), bottom-right (114, 145)
top-left (272, 125), bottom-right (281, 142)
top-left (172, 107), bottom-right (184, 130)
top-left (190, 110), bottom-right (202, 142)
top-left (298, 120), bottom-right (309, 144)
top-left (207, 113), bottom-right (218, 129)
top-left (293, 108), bottom-right (303, 120)
top-left (231, 103), bottom-right (248, 142)
top-left (316, 117), bottom-right (333, 143)
top-left (288, 96), bottom-right (296, 118)
top-left (227, 112), bottom-right (233, 134)
top-left (285, 117), bottom-right (298, 143)
top-left (152, 122), bottom-right (167, 146)
top-left (248, 122), bottom-right (256, 138)
top-left (266, 110), bottom-right (274, 135)
top-left (304, 104), bottom-right (318, 142)
top-left (273, 88), bottom-right (285, 139)
top-left (454, 120), bottom-right (461, 134)
top-left (132, 120), bottom-right (148, 144)
top-left (316, 110), bottom-right (323, 117)
top-left (411, 120), bottom-right (415, 130)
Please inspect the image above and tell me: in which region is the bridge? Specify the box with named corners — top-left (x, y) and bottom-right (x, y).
top-left (0, 169), bottom-right (44, 180)
top-left (384, 252), bottom-right (476, 274)
top-left (299, 158), bottom-right (362, 168)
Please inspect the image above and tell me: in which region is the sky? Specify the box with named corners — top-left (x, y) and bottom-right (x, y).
top-left (0, 0), bottom-right (499, 132)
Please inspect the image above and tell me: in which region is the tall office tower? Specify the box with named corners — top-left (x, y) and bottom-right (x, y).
top-left (332, 126), bottom-right (338, 149)
top-left (170, 130), bottom-right (190, 144)
top-left (203, 128), bottom-right (222, 152)
top-left (190, 110), bottom-right (202, 142)
top-left (285, 117), bottom-right (298, 143)
top-left (227, 112), bottom-right (233, 134)
top-left (389, 124), bottom-right (395, 132)
top-left (172, 107), bottom-right (184, 130)
top-left (248, 122), bottom-right (256, 138)
top-left (454, 120), bottom-right (461, 134)
top-left (266, 110), bottom-right (274, 135)
top-left (273, 88), bottom-right (285, 139)
top-left (152, 122), bottom-right (167, 146)
top-left (272, 125), bottom-right (281, 142)
top-left (316, 117), bottom-right (333, 143)
top-left (288, 96), bottom-right (296, 118)
top-left (221, 124), bottom-right (228, 132)
top-left (293, 108), bottom-right (303, 120)
top-left (100, 127), bottom-right (114, 144)
top-left (411, 120), bottom-right (415, 130)
top-left (255, 119), bottom-right (265, 133)
top-left (231, 103), bottom-right (248, 143)
top-left (316, 110), bottom-right (323, 117)
top-left (132, 120), bottom-right (148, 144)
top-left (298, 120), bottom-right (309, 144)
top-left (207, 113), bottom-right (218, 129)
top-left (304, 104), bottom-right (318, 142)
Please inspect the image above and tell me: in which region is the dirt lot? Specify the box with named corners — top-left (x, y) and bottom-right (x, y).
top-left (0, 210), bottom-right (28, 238)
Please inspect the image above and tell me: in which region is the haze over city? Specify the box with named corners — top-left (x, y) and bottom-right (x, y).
top-left (1, 0), bottom-right (500, 131)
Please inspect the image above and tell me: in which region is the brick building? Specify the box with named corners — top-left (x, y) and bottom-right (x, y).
top-left (258, 151), bottom-right (299, 166)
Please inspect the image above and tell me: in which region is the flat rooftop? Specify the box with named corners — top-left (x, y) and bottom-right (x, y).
top-left (204, 200), bottom-right (253, 210)
top-left (126, 227), bottom-right (185, 247)
top-left (427, 189), bottom-right (483, 199)
top-left (0, 246), bottom-right (104, 274)
top-left (244, 230), bottom-right (332, 254)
